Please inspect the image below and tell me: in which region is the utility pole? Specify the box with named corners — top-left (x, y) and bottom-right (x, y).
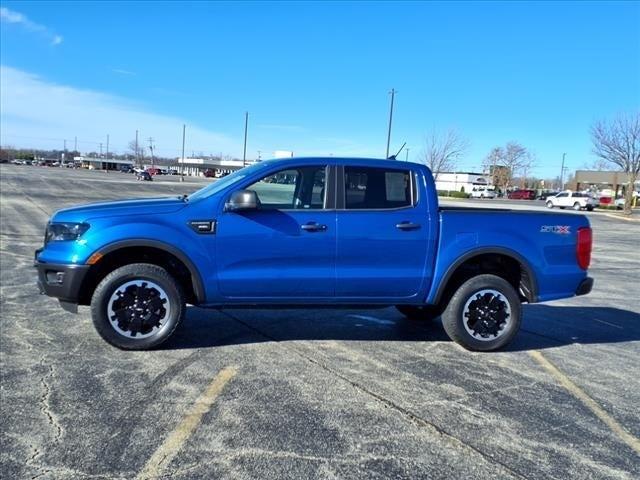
top-left (148, 137), bottom-right (155, 169)
top-left (385, 88), bottom-right (396, 159)
top-left (560, 152), bottom-right (566, 190)
top-left (181, 124), bottom-right (186, 182)
top-left (135, 130), bottom-right (139, 167)
top-left (106, 134), bottom-right (109, 160)
top-left (243, 111), bottom-right (249, 167)
top-left (74, 136), bottom-right (77, 152)
top-left (99, 143), bottom-right (103, 157)
top-left (63, 139), bottom-right (67, 151)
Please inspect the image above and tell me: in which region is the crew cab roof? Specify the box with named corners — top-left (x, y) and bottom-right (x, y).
top-left (261, 156), bottom-right (431, 172)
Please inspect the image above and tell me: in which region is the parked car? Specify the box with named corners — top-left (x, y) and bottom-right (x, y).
top-left (470, 187), bottom-right (496, 199)
top-left (119, 166), bottom-right (135, 174)
top-left (546, 191), bottom-right (598, 211)
top-left (135, 171), bottom-right (153, 181)
top-left (507, 189), bottom-right (536, 200)
top-left (35, 157), bottom-right (593, 352)
top-left (146, 168), bottom-right (161, 176)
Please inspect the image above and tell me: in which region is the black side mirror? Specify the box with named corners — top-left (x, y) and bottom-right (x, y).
top-left (225, 190), bottom-right (259, 212)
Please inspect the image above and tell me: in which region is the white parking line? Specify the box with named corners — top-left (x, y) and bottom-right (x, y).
top-left (347, 314), bottom-right (396, 326)
top-left (591, 318), bottom-right (623, 329)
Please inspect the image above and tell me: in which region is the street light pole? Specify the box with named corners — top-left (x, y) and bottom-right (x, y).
top-left (405, 147), bottom-right (409, 162)
top-left (243, 111), bottom-right (249, 167)
top-left (560, 152), bottom-right (566, 190)
top-left (181, 124), bottom-right (186, 182)
top-left (385, 88), bottom-right (396, 159)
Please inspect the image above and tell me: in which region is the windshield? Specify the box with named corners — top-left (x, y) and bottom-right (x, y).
top-left (187, 161), bottom-right (275, 202)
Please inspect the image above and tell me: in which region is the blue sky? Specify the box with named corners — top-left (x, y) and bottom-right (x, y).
top-left (1, 1), bottom-right (639, 177)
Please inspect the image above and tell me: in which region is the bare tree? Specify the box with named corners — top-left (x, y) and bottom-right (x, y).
top-left (483, 142), bottom-right (534, 190)
top-left (583, 157), bottom-right (615, 171)
top-left (421, 129), bottom-right (468, 180)
top-left (591, 112), bottom-right (640, 214)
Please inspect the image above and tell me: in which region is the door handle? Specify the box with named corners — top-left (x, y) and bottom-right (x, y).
top-left (396, 222), bottom-right (421, 231)
top-left (301, 222), bottom-right (328, 232)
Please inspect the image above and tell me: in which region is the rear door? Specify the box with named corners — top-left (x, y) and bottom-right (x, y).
top-left (335, 164), bottom-right (430, 299)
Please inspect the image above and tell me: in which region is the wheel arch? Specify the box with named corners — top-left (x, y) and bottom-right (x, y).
top-left (79, 239), bottom-right (206, 305)
top-left (432, 247), bottom-right (538, 306)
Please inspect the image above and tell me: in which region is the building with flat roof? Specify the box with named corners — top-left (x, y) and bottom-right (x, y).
top-left (434, 172), bottom-right (493, 193)
top-left (74, 156), bottom-right (133, 171)
top-left (573, 170), bottom-right (639, 195)
top-left (177, 157), bottom-right (257, 176)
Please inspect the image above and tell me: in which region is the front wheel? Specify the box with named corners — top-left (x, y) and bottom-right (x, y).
top-left (395, 305), bottom-right (442, 321)
top-left (441, 274), bottom-right (521, 351)
top-left (546, 201), bottom-right (553, 209)
top-left (90, 263), bottom-right (186, 350)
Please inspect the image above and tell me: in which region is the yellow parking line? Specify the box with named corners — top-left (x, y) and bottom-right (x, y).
top-left (529, 351), bottom-right (640, 454)
top-left (136, 366), bottom-right (238, 480)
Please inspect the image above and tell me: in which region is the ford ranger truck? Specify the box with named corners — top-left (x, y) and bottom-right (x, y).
top-left (35, 157), bottom-right (594, 351)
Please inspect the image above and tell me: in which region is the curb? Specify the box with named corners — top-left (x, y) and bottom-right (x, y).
top-left (603, 213), bottom-right (640, 222)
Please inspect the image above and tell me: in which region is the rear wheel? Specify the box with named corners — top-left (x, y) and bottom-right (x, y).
top-left (90, 263), bottom-right (185, 350)
top-left (441, 274), bottom-right (521, 351)
top-left (395, 305), bottom-right (441, 321)
top-left (586, 206), bottom-right (594, 211)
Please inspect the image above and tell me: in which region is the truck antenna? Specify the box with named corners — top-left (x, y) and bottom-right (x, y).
top-left (388, 142), bottom-right (406, 160)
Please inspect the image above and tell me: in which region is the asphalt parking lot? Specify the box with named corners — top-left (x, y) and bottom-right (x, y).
top-left (1, 164), bottom-right (639, 480)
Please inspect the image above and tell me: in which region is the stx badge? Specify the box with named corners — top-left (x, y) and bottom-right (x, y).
top-left (541, 225), bottom-right (571, 234)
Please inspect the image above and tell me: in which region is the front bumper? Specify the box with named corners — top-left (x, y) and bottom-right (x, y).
top-left (35, 254), bottom-right (90, 311)
top-left (575, 277), bottom-right (594, 296)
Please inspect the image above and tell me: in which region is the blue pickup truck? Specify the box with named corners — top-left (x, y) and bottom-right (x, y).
top-left (35, 157), bottom-right (593, 351)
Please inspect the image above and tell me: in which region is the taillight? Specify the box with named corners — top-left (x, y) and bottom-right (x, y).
top-left (576, 227), bottom-right (592, 270)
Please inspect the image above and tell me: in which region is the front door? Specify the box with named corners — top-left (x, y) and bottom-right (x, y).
top-left (215, 164), bottom-right (336, 299)
top-left (335, 165), bottom-right (430, 299)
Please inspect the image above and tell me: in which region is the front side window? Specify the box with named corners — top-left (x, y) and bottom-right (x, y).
top-left (344, 166), bottom-right (413, 209)
top-left (246, 165), bottom-right (327, 210)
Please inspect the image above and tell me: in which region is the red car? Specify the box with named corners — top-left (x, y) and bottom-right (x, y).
top-left (507, 189), bottom-right (536, 200)
top-left (145, 167), bottom-right (161, 176)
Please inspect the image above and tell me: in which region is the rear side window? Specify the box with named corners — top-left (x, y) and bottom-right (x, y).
top-left (344, 166), bottom-right (413, 209)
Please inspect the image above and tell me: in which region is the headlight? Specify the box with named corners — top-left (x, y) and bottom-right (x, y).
top-left (45, 222), bottom-right (90, 243)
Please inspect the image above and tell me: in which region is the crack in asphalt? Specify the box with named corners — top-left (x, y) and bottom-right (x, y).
top-left (24, 357), bottom-right (64, 479)
top-left (219, 311), bottom-right (527, 480)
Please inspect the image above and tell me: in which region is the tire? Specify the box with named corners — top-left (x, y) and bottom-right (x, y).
top-left (441, 274), bottom-right (521, 351)
top-left (395, 305), bottom-right (442, 321)
top-left (573, 202), bottom-right (581, 211)
top-left (586, 206), bottom-right (594, 211)
top-left (546, 201), bottom-right (553, 209)
top-left (90, 263), bottom-right (186, 350)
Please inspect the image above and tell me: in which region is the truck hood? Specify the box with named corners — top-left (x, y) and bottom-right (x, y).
top-left (52, 197), bottom-right (187, 223)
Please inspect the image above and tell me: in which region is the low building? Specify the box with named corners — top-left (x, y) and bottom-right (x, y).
top-left (177, 157), bottom-right (256, 176)
top-left (573, 170), bottom-right (639, 196)
top-left (434, 172), bottom-right (493, 193)
top-left (74, 156), bottom-right (133, 171)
